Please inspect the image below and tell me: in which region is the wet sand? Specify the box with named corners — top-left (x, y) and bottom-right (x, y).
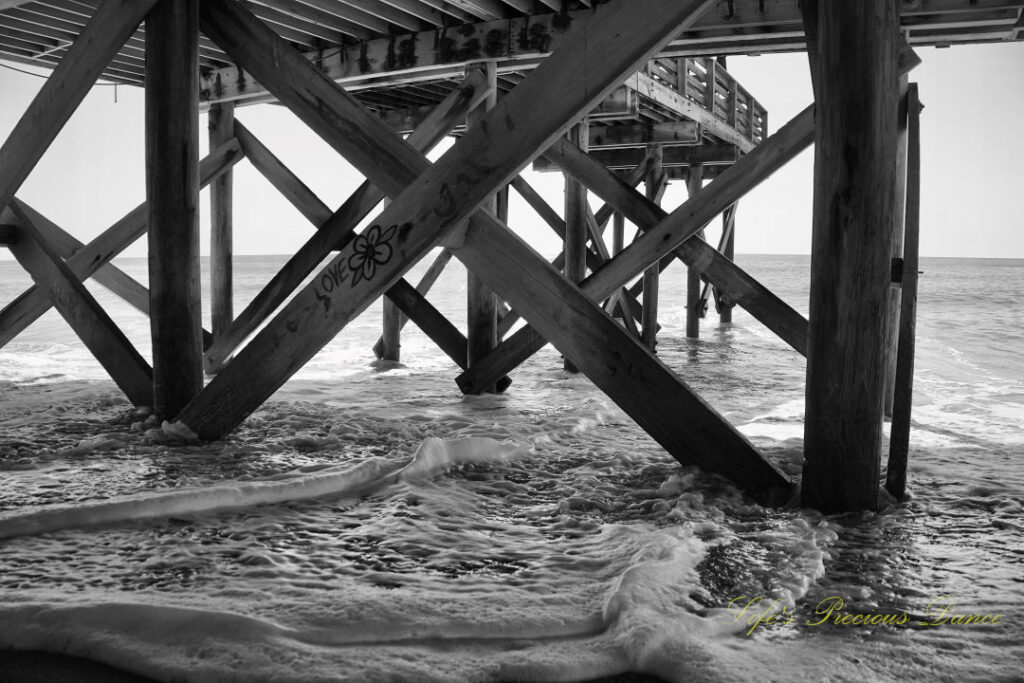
top-left (0, 650), bottom-right (667, 682)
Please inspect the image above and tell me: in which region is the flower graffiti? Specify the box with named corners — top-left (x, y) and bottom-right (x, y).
top-left (348, 223), bottom-right (397, 287)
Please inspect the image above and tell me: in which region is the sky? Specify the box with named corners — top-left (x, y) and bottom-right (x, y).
top-left (1, 40), bottom-right (1023, 261)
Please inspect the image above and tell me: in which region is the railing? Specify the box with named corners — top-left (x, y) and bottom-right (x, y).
top-left (643, 57), bottom-right (769, 146)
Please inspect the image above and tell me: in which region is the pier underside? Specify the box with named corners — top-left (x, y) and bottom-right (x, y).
top-left (1, 0), bottom-right (1017, 510)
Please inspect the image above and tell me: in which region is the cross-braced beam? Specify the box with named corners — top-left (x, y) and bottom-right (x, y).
top-left (0, 140), bottom-right (243, 350)
top-left (172, 0), bottom-right (791, 499)
top-left (5, 200), bottom-right (152, 406)
top-left (202, 68), bottom-right (492, 373)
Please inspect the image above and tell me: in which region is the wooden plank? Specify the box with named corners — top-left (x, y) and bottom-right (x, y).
top-left (147, 0), bottom-right (203, 419)
top-left (886, 83), bottom-right (922, 502)
top-left (6, 201), bottom-right (152, 406)
top-left (454, 203), bottom-right (792, 497)
top-left (0, 139), bottom-right (242, 350)
top-left (588, 121), bottom-right (700, 150)
top-left (180, 0), bottom-right (716, 439)
top-left (372, 248), bottom-right (453, 358)
top-left (204, 69), bottom-right (491, 372)
top-left (0, 0), bottom-right (157, 213)
top-left (209, 101), bottom-right (235, 342)
top-left (684, 162), bottom-right (704, 339)
top-left (533, 144), bottom-right (739, 172)
top-left (802, 0), bottom-right (900, 513)
top-left (466, 62), bottom-right (499, 386)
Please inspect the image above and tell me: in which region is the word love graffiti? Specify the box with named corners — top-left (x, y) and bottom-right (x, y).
top-left (314, 223), bottom-right (408, 313)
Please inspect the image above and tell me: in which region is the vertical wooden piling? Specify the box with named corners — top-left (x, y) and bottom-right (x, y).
top-left (563, 118), bottom-right (589, 371)
top-left (641, 144), bottom-right (663, 349)
top-left (886, 83), bottom-right (922, 501)
top-left (146, 0), bottom-right (203, 418)
top-left (208, 101), bottom-right (234, 352)
top-left (380, 199), bottom-right (402, 361)
top-left (466, 63), bottom-right (499, 385)
top-left (884, 77), bottom-right (911, 416)
top-left (720, 202), bottom-right (736, 323)
top-left (684, 161), bottom-right (704, 339)
top-left (612, 211), bottom-right (625, 256)
top-left (802, 0), bottom-right (899, 513)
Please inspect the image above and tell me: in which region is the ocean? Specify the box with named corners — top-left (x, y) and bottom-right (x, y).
top-left (0, 252), bottom-right (1021, 682)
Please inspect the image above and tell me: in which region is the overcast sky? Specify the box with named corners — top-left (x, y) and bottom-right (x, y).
top-left (1, 40), bottom-right (1022, 261)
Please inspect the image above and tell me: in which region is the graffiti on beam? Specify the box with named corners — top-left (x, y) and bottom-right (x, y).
top-left (313, 223), bottom-right (403, 313)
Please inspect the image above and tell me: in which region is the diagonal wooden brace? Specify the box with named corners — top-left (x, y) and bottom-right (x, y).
top-left (0, 139), bottom-right (243, 349)
top-left (6, 200), bottom-right (153, 406)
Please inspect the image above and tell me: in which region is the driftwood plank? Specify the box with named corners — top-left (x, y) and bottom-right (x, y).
top-left (0, 0), bottom-right (158, 212)
top-left (0, 140), bottom-right (242, 349)
top-left (203, 69), bottom-right (491, 372)
top-left (179, 0), bottom-right (715, 439)
top-left (7, 201), bottom-right (152, 406)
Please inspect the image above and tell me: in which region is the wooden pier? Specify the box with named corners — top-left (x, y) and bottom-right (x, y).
top-left (1, 0), bottom-right (1022, 511)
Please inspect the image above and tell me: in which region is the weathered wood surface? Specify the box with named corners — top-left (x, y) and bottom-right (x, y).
top-left (147, 0), bottom-right (203, 419)
top-left (380, 197), bottom-right (402, 362)
top-left (7, 201), bottom-right (152, 406)
top-left (0, 224), bottom-right (15, 245)
top-left (641, 145), bottom-right (664, 349)
top-left (466, 63), bottom-right (500, 385)
top-left (886, 83), bottom-right (922, 502)
top-left (203, 69), bottom-right (491, 372)
top-left (563, 120), bottom-right (589, 372)
top-left (0, 140), bottom-right (242, 350)
top-left (533, 144), bottom-right (738, 172)
top-left (209, 101), bottom-right (235, 340)
top-left (180, 0), bottom-right (716, 439)
top-left (802, 0), bottom-right (900, 513)
top-left (884, 77), bottom-right (912, 417)
top-left (0, 0), bottom-right (158, 213)
top-left (685, 163), bottom-right (704, 339)
top-left (718, 203), bottom-right (737, 323)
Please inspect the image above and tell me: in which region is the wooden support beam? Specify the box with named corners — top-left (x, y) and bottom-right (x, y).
top-left (380, 198), bottom-right (402, 362)
top-left (884, 77), bottom-right (911, 417)
top-left (886, 83), bottom-right (922, 502)
top-left (563, 119), bottom-right (589, 372)
top-left (0, 0), bottom-right (157, 213)
top-left (533, 144), bottom-right (738, 172)
top-left (0, 224), bottom-right (17, 245)
top-left (802, 0), bottom-right (900, 513)
top-left (641, 145), bottom-right (663, 350)
top-left (685, 163), bottom-right (704, 339)
top-left (588, 121), bottom-right (700, 150)
top-left (209, 101), bottom-right (235, 343)
top-left (233, 121), bottom-right (329, 226)
top-left (146, 0), bottom-right (202, 419)
top-left (0, 140), bottom-right (242, 351)
top-left (372, 248), bottom-right (453, 359)
top-left (718, 202), bottom-right (737, 323)
top-left (6, 201), bottom-right (152, 406)
top-left (466, 62), bottom-right (500, 387)
top-left (204, 69), bottom-right (491, 372)
top-left (455, 204), bottom-right (791, 498)
top-left (178, 0), bottom-right (719, 442)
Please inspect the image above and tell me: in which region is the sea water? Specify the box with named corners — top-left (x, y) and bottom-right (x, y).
top-left (0, 253), bottom-right (1021, 682)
